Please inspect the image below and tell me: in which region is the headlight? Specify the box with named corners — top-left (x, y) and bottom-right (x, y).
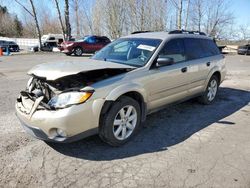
top-left (48, 91), bottom-right (93, 109)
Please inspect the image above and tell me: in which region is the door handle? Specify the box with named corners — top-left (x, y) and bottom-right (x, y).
top-left (181, 67), bottom-right (187, 73)
top-left (206, 62), bottom-right (211, 66)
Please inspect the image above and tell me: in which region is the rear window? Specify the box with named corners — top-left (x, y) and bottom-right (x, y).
top-left (200, 39), bottom-right (220, 56)
top-left (97, 37), bottom-right (110, 43)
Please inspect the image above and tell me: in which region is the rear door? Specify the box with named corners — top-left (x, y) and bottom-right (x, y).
top-left (183, 38), bottom-right (221, 95)
top-left (94, 37), bottom-right (107, 51)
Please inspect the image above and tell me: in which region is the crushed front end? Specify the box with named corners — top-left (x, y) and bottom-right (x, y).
top-left (15, 74), bottom-right (106, 142)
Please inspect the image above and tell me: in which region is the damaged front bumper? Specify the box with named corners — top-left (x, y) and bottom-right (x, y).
top-left (15, 94), bottom-right (105, 143)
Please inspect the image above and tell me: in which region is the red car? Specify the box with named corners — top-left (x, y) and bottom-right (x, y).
top-left (60, 35), bottom-right (111, 56)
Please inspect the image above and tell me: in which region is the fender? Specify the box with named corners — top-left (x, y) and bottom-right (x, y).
top-left (204, 65), bottom-right (222, 91)
top-left (105, 83), bottom-right (147, 102)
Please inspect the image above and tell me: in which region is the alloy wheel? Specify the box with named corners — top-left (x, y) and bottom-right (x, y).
top-left (113, 105), bottom-right (137, 140)
top-left (207, 79), bottom-right (218, 101)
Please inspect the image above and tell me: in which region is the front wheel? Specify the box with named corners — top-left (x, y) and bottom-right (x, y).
top-left (99, 96), bottom-right (141, 146)
top-left (198, 75), bottom-right (219, 105)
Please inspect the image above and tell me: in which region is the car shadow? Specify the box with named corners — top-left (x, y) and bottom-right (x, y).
top-left (48, 87), bottom-right (250, 161)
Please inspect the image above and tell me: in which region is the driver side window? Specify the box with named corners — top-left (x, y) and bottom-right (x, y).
top-left (159, 39), bottom-right (186, 63)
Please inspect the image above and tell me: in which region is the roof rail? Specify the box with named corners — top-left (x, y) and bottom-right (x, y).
top-left (168, 30), bottom-right (206, 36)
top-left (131, 31), bottom-right (151, 34)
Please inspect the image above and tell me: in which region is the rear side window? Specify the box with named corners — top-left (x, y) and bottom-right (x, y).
top-left (200, 39), bottom-right (220, 56)
top-left (184, 38), bottom-right (220, 60)
top-left (159, 39), bottom-right (186, 63)
top-left (184, 38), bottom-right (205, 60)
top-left (98, 37), bottom-right (110, 43)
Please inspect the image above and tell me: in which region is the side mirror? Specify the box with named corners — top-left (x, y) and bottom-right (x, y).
top-left (156, 57), bottom-right (174, 67)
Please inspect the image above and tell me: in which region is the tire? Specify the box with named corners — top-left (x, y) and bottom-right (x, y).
top-left (65, 52), bottom-right (72, 56)
top-left (198, 75), bottom-right (219, 105)
top-left (74, 47), bottom-right (83, 56)
top-left (99, 96), bottom-right (141, 146)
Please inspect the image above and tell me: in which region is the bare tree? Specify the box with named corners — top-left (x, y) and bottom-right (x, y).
top-left (184, 0), bottom-right (190, 30)
top-left (204, 0), bottom-right (234, 37)
top-left (170, 0), bottom-right (183, 29)
top-left (14, 0), bottom-right (42, 48)
top-left (64, 0), bottom-right (71, 40)
top-left (190, 0), bottom-right (204, 32)
top-left (54, 0), bottom-right (66, 40)
top-left (71, 0), bottom-right (80, 37)
top-left (239, 24), bottom-right (250, 41)
top-left (177, 0), bottom-right (183, 29)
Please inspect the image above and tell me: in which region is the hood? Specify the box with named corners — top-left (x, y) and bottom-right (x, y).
top-left (28, 59), bottom-right (135, 80)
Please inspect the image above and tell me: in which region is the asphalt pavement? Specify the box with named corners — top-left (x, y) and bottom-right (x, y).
top-left (0, 53), bottom-right (250, 188)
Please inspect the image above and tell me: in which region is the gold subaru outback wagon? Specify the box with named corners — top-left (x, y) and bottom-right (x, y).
top-left (16, 30), bottom-right (226, 146)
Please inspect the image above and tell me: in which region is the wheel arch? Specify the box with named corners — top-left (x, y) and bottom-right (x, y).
top-left (205, 67), bottom-right (222, 91)
top-left (101, 84), bottom-right (148, 123)
top-left (74, 45), bottom-right (83, 49)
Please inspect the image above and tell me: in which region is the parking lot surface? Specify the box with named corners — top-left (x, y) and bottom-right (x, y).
top-left (0, 53), bottom-right (250, 188)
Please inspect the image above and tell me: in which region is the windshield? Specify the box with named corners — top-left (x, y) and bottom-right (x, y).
top-left (76, 36), bottom-right (88, 42)
top-left (92, 38), bottom-right (162, 67)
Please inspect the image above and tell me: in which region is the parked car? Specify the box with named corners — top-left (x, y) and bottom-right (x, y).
top-left (16, 30), bottom-right (226, 146)
top-left (41, 34), bottom-right (64, 45)
top-left (0, 40), bottom-right (7, 52)
top-left (29, 45), bottom-right (39, 52)
top-left (0, 40), bottom-right (20, 52)
top-left (60, 35), bottom-right (111, 56)
top-left (29, 42), bottom-right (59, 52)
top-left (237, 45), bottom-right (250, 55)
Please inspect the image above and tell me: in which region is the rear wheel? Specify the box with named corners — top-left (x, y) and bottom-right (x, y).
top-left (198, 75), bottom-right (219, 105)
top-left (74, 47), bottom-right (83, 56)
top-left (99, 96), bottom-right (141, 146)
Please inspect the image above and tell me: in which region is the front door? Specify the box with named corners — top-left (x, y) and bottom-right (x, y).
top-left (145, 39), bottom-right (191, 111)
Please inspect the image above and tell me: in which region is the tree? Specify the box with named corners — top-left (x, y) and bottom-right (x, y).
top-left (54, 0), bottom-right (66, 40)
top-left (177, 0), bottom-right (183, 29)
top-left (191, 0), bottom-right (204, 32)
top-left (64, 0), bottom-right (71, 40)
top-left (13, 15), bottom-right (23, 37)
top-left (204, 0), bottom-right (234, 37)
top-left (239, 24), bottom-right (250, 41)
top-left (72, 0), bottom-right (80, 37)
top-left (14, 0), bottom-right (42, 48)
top-left (0, 5), bottom-right (23, 37)
top-left (184, 0), bottom-right (190, 30)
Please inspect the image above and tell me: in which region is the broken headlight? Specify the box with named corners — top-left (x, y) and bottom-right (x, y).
top-left (48, 91), bottom-right (93, 109)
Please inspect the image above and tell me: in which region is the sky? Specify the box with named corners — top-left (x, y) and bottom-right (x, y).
top-left (230, 0), bottom-right (250, 26)
top-left (1, 0), bottom-right (249, 28)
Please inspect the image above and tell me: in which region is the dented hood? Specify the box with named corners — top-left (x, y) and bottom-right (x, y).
top-left (28, 59), bottom-right (135, 80)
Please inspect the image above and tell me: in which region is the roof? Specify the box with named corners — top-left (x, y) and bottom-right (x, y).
top-left (122, 31), bottom-right (212, 41)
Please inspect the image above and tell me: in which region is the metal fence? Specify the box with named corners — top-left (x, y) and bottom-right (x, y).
top-left (0, 37), bottom-right (38, 46)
